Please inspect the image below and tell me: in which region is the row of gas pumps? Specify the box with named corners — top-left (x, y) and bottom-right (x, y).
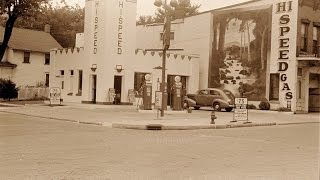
top-left (140, 75), bottom-right (185, 111)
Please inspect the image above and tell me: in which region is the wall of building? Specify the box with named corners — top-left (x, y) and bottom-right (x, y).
top-left (136, 12), bottom-right (212, 89)
top-left (7, 49), bottom-right (50, 87)
top-left (297, 3), bottom-right (320, 55)
top-left (49, 48), bottom-right (87, 103)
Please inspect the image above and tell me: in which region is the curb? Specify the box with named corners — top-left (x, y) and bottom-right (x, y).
top-left (0, 110), bottom-right (102, 126)
top-left (277, 122), bottom-right (320, 125)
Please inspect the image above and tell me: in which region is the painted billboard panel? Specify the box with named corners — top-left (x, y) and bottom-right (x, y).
top-left (210, 7), bottom-right (272, 101)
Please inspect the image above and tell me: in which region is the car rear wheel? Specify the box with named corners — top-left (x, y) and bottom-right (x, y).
top-left (183, 101), bottom-right (189, 109)
top-left (225, 107), bottom-right (233, 112)
top-left (194, 106), bottom-right (200, 110)
top-left (212, 102), bottom-right (221, 111)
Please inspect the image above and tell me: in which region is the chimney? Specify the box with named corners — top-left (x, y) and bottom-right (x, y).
top-left (44, 24), bottom-right (51, 33)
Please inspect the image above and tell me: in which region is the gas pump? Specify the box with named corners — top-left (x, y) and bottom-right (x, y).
top-left (142, 74), bottom-right (152, 110)
top-left (172, 76), bottom-right (182, 111)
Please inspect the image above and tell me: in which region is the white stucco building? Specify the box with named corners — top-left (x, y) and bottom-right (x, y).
top-left (50, 0), bottom-right (199, 105)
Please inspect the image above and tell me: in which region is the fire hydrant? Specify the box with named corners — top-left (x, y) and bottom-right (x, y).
top-left (211, 110), bottom-right (217, 124)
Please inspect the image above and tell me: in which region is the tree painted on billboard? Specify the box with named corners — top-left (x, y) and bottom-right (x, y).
top-left (209, 8), bottom-right (272, 101)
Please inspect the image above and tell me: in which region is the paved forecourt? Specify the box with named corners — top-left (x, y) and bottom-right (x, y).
top-left (0, 102), bottom-right (319, 130)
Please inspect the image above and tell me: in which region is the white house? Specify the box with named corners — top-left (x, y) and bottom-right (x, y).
top-left (0, 25), bottom-right (62, 88)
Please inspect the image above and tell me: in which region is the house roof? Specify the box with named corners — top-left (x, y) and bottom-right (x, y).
top-left (0, 26), bottom-right (62, 53)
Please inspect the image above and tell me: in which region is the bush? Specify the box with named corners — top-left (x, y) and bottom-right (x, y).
top-left (259, 99), bottom-right (270, 110)
top-left (224, 80), bottom-right (229, 84)
top-left (236, 76), bottom-right (241, 80)
top-left (0, 79), bottom-right (19, 101)
top-left (247, 104), bottom-right (257, 109)
top-left (277, 107), bottom-right (291, 112)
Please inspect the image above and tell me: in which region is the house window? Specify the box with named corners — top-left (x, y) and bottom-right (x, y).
top-left (60, 70), bottom-right (64, 76)
top-left (45, 73), bottom-right (49, 87)
top-left (313, 26), bottom-right (319, 55)
top-left (70, 70), bottom-right (74, 76)
top-left (269, 73), bottom-right (279, 101)
top-left (160, 32), bottom-right (174, 40)
top-left (23, 52), bottom-right (30, 63)
top-left (45, 54), bottom-right (50, 65)
top-left (134, 72), bottom-right (149, 96)
top-left (300, 22), bottom-right (309, 52)
top-left (77, 70), bottom-right (83, 95)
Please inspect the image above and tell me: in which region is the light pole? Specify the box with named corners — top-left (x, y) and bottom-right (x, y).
top-left (154, 0), bottom-right (177, 117)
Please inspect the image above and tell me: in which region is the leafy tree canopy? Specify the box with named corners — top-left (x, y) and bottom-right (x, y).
top-left (137, 0), bottom-right (200, 25)
top-left (0, 0), bottom-right (48, 62)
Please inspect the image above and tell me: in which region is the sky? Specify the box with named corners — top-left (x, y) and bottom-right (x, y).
top-left (55, 0), bottom-right (250, 16)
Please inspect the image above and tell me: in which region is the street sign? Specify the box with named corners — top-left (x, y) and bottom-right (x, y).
top-left (50, 87), bottom-right (61, 105)
top-left (233, 97), bottom-right (248, 122)
top-left (155, 91), bottom-right (162, 109)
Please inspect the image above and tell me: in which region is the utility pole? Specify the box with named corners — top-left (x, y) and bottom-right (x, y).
top-left (154, 0), bottom-right (176, 117)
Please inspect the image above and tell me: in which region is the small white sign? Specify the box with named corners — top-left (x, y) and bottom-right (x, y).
top-left (234, 97), bottom-right (248, 121)
top-left (50, 87), bottom-right (61, 105)
top-left (155, 91), bottom-right (162, 109)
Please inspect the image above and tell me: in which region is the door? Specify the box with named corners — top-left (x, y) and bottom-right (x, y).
top-left (196, 89), bottom-right (209, 106)
top-left (92, 75), bottom-right (97, 103)
top-left (309, 74), bottom-right (320, 112)
top-left (114, 76), bottom-right (122, 104)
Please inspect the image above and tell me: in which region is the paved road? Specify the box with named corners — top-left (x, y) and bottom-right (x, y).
top-left (0, 112), bottom-right (319, 180)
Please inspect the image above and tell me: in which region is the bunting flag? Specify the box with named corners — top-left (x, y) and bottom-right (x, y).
top-left (151, 51), bottom-right (155, 56)
top-left (71, 48), bottom-right (74, 53)
top-left (143, 50), bottom-right (147, 55)
top-left (174, 54), bottom-right (178, 59)
top-left (159, 52), bottom-right (163, 57)
top-left (167, 54), bottom-right (170, 58)
top-left (135, 49), bottom-right (139, 54)
top-left (65, 49), bottom-right (68, 53)
top-left (188, 56), bottom-right (192, 61)
top-left (77, 48), bottom-right (80, 52)
top-left (60, 49), bottom-right (63, 54)
top-left (181, 55), bottom-right (185, 60)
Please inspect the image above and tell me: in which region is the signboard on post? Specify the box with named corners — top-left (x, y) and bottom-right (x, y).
top-left (155, 91), bottom-right (162, 109)
top-left (50, 87), bottom-right (61, 106)
top-left (233, 98), bottom-right (248, 122)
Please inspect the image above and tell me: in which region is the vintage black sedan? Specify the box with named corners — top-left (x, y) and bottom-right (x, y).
top-left (184, 88), bottom-right (235, 112)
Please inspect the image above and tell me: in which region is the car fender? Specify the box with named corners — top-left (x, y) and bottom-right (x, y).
top-left (212, 99), bottom-right (229, 107)
top-left (184, 97), bottom-right (196, 106)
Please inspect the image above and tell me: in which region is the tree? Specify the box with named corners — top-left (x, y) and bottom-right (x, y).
top-left (137, 0), bottom-right (200, 25)
top-left (14, 1), bottom-right (84, 47)
top-left (0, 0), bottom-right (48, 62)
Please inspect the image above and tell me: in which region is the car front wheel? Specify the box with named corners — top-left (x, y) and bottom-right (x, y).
top-left (212, 102), bottom-right (221, 111)
top-left (194, 106), bottom-right (200, 110)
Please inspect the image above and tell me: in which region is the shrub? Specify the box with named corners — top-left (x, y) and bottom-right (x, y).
top-left (277, 107), bottom-right (291, 112)
top-left (226, 76), bottom-right (234, 80)
top-left (236, 76), bottom-right (241, 80)
top-left (220, 74), bottom-right (226, 80)
top-left (225, 69), bottom-right (231, 73)
top-left (259, 99), bottom-right (270, 110)
top-left (224, 80), bottom-right (229, 84)
top-left (0, 79), bottom-right (19, 101)
top-left (247, 104), bottom-right (257, 109)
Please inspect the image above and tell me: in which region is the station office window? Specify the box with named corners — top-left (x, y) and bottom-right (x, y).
top-left (269, 73), bottom-right (279, 101)
top-left (45, 53), bottom-right (50, 65)
top-left (60, 70), bottom-right (64, 76)
top-left (134, 72), bottom-right (149, 96)
top-left (160, 32), bottom-right (175, 40)
top-left (23, 52), bottom-right (30, 63)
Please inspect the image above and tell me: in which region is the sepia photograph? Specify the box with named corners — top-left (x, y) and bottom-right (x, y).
top-left (0, 0), bottom-right (319, 179)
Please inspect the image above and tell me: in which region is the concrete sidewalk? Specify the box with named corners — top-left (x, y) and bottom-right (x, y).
top-left (0, 102), bottom-right (319, 130)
